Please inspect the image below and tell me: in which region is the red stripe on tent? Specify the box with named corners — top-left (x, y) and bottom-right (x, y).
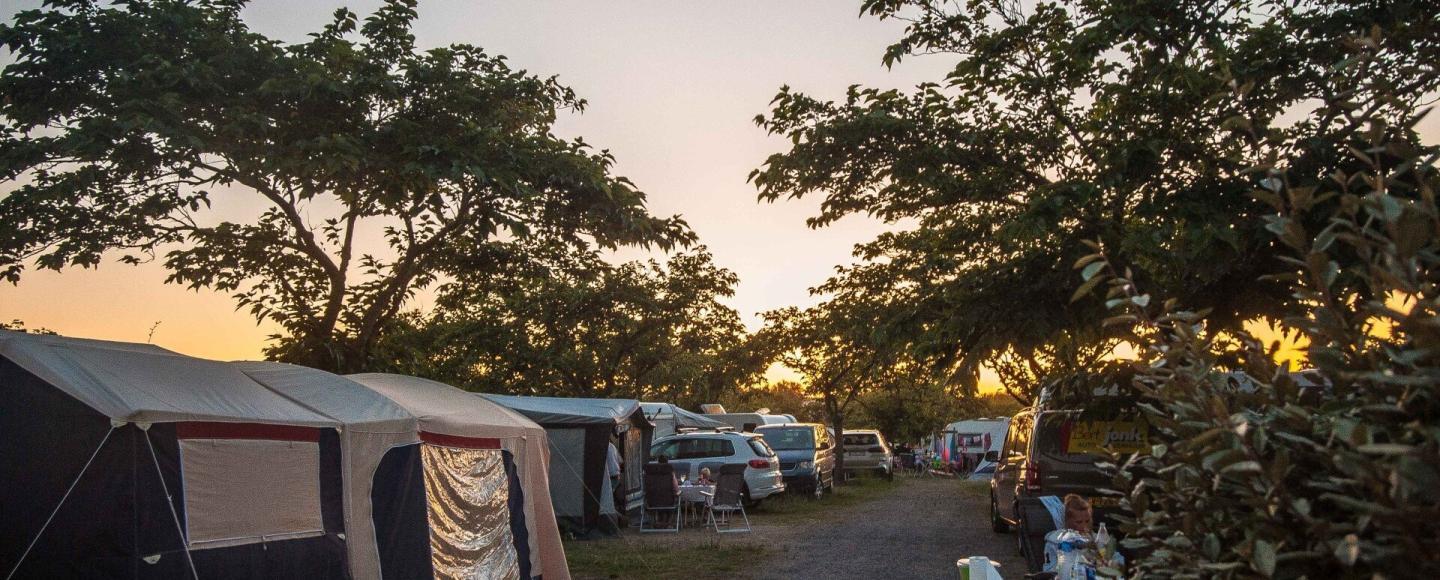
top-left (176, 422), bottom-right (320, 442)
top-left (421, 431), bottom-right (501, 449)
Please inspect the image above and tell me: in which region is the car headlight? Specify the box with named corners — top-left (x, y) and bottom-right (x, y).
top-left (797, 460), bottom-right (812, 470)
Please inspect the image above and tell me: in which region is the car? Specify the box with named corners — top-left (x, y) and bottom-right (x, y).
top-left (649, 431), bottom-right (786, 506)
top-left (840, 429), bottom-right (893, 480)
top-left (990, 381), bottom-right (1148, 571)
top-left (754, 423), bottom-right (837, 499)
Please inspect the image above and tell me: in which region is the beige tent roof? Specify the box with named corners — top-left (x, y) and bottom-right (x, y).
top-left (347, 373), bottom-right (541, 438)
top-left (0, 330), bottom-right (336, 426)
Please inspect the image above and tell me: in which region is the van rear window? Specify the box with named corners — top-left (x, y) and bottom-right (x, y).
top-left (1037, 413), bottom-right (1149, 455)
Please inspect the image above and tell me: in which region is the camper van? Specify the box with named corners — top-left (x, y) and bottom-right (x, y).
top-left (943, 417), bottom-right (1010, 472)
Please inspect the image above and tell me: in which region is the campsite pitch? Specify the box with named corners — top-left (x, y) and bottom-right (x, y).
top-left (565, 476), bottom-right (1019, 579)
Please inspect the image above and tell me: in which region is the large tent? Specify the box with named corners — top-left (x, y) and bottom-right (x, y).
top-left (1, 331), bottom-right (350, 579)
top-left (481, 395), bottom-right (651, 535)
top-left (348, 374), bottom-right (569, 580)
top-left (640, 402), bottom-right (728, 439)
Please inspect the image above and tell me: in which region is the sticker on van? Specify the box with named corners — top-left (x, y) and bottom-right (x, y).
top-left (1063, 419), bottom-right (1149, 454)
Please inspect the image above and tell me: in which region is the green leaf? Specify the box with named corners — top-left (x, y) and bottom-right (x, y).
top-left (1070, 274), bottom-right (1106, 303)
top-left (1253, 539), bottom-right (1276, 577)
top-left (1074, 253), bottom-right (1103, 269)
top-left (1081, 261), bottom-right (1105, 281)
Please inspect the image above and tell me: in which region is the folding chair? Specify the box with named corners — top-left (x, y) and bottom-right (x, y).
top-left (639, 463), bottom-right (680, 533)
top-left (702, 464), bottom-right (750, 533)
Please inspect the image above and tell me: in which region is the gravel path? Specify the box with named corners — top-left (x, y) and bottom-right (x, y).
top-left (754, 477), bottom-right (1022, 579)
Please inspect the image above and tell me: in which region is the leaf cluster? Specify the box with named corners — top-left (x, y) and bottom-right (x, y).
top-left (368, 241), bottom-right (758, 408)
top-left (1072, 27), bottom-right (1440, 577)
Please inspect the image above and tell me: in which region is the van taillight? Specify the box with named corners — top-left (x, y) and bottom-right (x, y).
top-left (748, 459), bottom-right (771, 469)
top-left (1024, 461), bottom-right (1042, 492)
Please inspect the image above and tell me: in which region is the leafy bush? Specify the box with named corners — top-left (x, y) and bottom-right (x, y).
top-left (1076, 30), bottom-right (1440, 578)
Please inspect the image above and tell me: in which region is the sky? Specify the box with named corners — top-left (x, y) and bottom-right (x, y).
top-left (0, 0), bottom-right (958, 369)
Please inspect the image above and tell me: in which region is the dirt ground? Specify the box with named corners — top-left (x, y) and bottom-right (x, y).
top-left (567, 475), bottom-right (1023, 579)
top-left (752, 477), bottom-right (1022, 579)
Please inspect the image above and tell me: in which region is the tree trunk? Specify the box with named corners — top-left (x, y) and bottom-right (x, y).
top-left (831, 409), bottom-right (846, 486)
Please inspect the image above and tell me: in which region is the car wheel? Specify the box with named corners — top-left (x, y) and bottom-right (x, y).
top-left (990, 492), bottom-right (1010, 533)
top-left (741, 485), bottom-right (761, 509)
top-left (1014, 503), bottom-right (1026, 555)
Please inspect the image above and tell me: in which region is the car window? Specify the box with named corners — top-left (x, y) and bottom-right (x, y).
top-left (747, 438), bottom-right (774, 457)
top-left (759, 428), bottom-right (815, 450)
top-left (651, 439), bottom-right (679, 460)
top-left (1004, 413), bottom-right (1031, 460)
top-left (842, 434), bottom-right (878, 446)
top-left (676, 438), bottom-right (734, 459)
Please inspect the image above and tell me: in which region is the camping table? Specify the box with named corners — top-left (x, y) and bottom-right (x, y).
top-left (678, 484), bottom-right (715, 526)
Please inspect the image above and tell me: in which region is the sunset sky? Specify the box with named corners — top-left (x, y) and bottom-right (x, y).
top-left (1, 2), bottom-right (1431, 392)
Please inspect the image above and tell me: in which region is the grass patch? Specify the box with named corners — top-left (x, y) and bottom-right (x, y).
top-left (565, 538), bottom-right (763, 580)
top-left (754, 474), bottom-right (903, 524)
top-left (955, 479), bottom-right (991, 500)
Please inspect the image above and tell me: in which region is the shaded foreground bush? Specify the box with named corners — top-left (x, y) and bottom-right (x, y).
top-left (1077, 30), bottom-right (1440, 578)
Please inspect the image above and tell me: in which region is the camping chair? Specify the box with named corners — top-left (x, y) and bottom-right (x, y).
top-left (702, 464), bottom-right (750, 533)
top-left (639, 463), bottom-right (680, 533)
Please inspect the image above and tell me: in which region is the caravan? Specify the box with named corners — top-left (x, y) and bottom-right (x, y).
top-left (942, 417), bottom-right (1010, 475)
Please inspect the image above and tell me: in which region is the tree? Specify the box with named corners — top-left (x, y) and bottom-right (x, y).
top-left (1062, 17), bottom-right (1440, 578)
top-left (987, 330), bottom-right (1119, 405)
top-left (0, 0), bottom-right (690, 372)
top-left (751, 0), bottom-right (1440, 390)
top-left (372, 242), bottom-right (761, 406)
top-left (848, 370), bottom-right (960, 446)
top-left (760, 298), bottom-right (900, 479)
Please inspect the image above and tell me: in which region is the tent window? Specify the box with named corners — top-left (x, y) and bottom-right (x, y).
top-left (180, 438), bottom-right (325, 549)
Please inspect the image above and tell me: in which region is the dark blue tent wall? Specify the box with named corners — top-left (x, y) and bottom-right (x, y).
top-left (1, 356), bottom-right (351, 580)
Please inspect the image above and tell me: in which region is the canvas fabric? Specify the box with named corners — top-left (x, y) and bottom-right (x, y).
top-left (347, 373), bottom-right (570, 580)
top-left (234, 362), bottom-right (418, 580)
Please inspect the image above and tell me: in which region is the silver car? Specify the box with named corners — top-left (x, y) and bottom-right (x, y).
top-left (650, 431), bottom-right (786, 506)
top-left (840, 429), bottom-right (894, 480)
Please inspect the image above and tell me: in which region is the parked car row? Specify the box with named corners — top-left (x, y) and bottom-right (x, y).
top-left (648, 420), bottom-right (896, 505)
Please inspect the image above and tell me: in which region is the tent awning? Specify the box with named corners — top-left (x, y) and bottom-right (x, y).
top-left (641, 402), bottom-right (728, 430)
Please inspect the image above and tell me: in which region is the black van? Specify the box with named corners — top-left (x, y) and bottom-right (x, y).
top-left (989, 387), bottom-right (1147, 570)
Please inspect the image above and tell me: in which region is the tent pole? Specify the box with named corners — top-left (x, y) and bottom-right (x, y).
top-left (6, 426), bottom-right (116, 580)
top-left (145, 431), bottom-right (200, 580)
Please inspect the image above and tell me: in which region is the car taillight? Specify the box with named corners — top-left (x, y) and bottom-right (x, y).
top-left (1024, 461), bottom-right (1042, 492)
top-left (748, 459), bottom-right (771, 469)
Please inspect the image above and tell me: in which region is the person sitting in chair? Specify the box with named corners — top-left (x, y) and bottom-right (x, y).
top-left (657, 456), bottom-right (679, 495)
top-left (695, 467), bottom-right (714, 486)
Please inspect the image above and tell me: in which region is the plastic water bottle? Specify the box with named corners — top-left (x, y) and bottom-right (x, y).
top-left (1095, 522), bottom-right (1111, 561)
top-left (1056, 542), bottom-right (1076, 580)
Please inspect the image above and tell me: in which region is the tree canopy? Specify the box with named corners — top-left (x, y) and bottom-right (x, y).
top-left (752, 0), bottom-right (1440, 392)
top-left (372, 242), bottom-right (763, 406)
top-left (0, 0), bottom-right (690, 372)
